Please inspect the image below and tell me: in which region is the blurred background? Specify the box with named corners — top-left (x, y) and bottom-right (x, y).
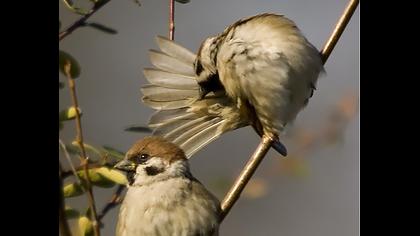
top-left (59, 0), bottom-right (359, 235)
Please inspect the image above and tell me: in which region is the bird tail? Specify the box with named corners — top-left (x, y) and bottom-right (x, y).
top-left (141, 36), bottom-right (246, 158)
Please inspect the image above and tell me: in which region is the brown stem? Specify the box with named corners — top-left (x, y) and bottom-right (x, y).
top-left (169, 0), bottom-right (175, 40)
top-left (59, 162), bottom-right (72, 236)
top-left (220, 135), bottom-right (273, 221)
top-left (64, 63), bottom-right (101, 236)
top-left (59, 0), bottom-right (112, 41)
top-left (219, 0), bottom-right (359, 222)
top-left (320, 0), bottom-right (359, 64)
top-left (98, 185), bottom-right (125, 222)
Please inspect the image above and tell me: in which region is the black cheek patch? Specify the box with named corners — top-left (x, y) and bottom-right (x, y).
top-left (144, 166), bottom-right (164, 176)
top-left (127, 172), bottom-right (136, 185)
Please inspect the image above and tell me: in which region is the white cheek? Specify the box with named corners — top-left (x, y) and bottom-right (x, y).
top-left (149, 158), bottom-right (168, 168)
top-left (137, 157), bottom-right (165, 170)
top-left (130, 159), bottom-right (189, 187)
top-left (132, 158), bottom-right (169, 185)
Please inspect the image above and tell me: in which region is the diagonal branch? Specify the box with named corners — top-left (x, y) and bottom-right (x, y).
top-left (320, 0), bottom-right (359, 63)
top-left (64, 63), bottom-right (101, 236)
top-left (219, 0), bottom-right (359, 221)
top-left (59, 0), bottom-right (112, 41)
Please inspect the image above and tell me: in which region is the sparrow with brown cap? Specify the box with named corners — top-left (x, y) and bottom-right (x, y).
top-left (114, 136), bottom-right (221, 236)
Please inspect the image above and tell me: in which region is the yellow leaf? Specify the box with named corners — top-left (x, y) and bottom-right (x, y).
top-left (77, 169), bottom-right (115, 188)
top-left (63, 183), bottom-right (85, 198)
top-left (59, 106), bottom-right (82, 122)
top-left (78, 216), bottom-right (94, 236)
top-left (96, 167), bottom-right (128, 185)
top-left (67, 106), bottom-right (81, 119)
top-left (77, 169), bottom-right (102, 183)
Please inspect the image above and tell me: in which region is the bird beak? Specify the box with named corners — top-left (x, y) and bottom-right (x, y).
top-left (114, 160), bottom-right (136, 172)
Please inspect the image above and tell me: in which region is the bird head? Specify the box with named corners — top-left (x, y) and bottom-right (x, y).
top-left (114, 136), bottom-right (190, 186)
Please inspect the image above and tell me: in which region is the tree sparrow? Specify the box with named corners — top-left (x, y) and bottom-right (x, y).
top-left (141, 13), bottom-right (324, 157)
top-left (114, 136), bottom-right (221, 236)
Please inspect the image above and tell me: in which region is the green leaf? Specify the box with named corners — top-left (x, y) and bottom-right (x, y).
top-left (59, 106), bottom-right (82, 122)
top-left (96, 167), bottom-right (128, 185)
top-left (74, 8), bottom-right (90, 15)
top-left (77, 169), bottom-right (116, 188)
top-left (77, 169), bottom-right (102, 183)
top-left (71, 141), bottom-right (102, 158)
top-left (92, 178), bottom-right (115, 188)
top-left (175, 0), bottom-right (190, 4)
top-left (78, 216), bottom-right (94, 236)
top-left (65, 206), bottom-right (80, 219)
top-left (63, 182), bottom-right (85, 198)
top-left (85, 207), bottom-right (92, 218)
top-left (132, 0), bottom-right (141, 6)
top-left (84, 22), bottom-right (117, 34)
top-left (124, 125), bottom-right (152, 133)
top-left (65, 144), bottom-right (79, 155)
top-left (59, 50), bottom-right (81, 78)
top-left (102, 146), bottom-right (125, 160)
top-left (59, 122), bottom-right (64, 131)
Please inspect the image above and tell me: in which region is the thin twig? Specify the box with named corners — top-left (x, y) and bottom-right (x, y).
top-left (98, 185), bottom-right (126, 222)
top-left (64, 63), bottom-right (101, 236)
top-left (320, 0), bottom-right (359, 63)
top-left (59, 162), bottom-right (72, 236)
top-left (59, 139), bottom-right (83, 184)
top-left (59, 0), bottom-right (112, 41)
top-left (219, 0), bottom-right (359, 221)
top-left (169, 0), bottom-right (175, 40)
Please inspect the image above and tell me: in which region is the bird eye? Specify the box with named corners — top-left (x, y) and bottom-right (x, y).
top-left (136, 153), bottom-right (150, 164)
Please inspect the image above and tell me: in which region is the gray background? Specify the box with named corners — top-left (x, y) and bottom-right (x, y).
top-left (59, 0), bottom-right (359, 235)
